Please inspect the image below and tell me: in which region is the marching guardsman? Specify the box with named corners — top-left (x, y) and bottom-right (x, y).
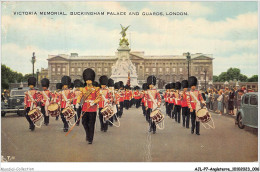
top-left (168, 83), bottom-right (175, 119)
top-left (141, 83), bottom-right (149, 121)
top-left (73, 79), bottom-right (83, 126)
top-left (39, 78), bottom-right (51, 126)
top-left (76, 68), bottom-right (100, 144)
top-left (60, 76), bottom-right (72, 132)
top-left (174, 82), bottom-right (182, 123)
top-left (188, 76), bottom-right (206, 135)
top-left (108, 78), bottom-right (115, 126)
top-left (163, 84), bottom-right (170, 116)
top-left (124, 85), bottom-right (132, 110)
top-left (98, 75), bottom-right (112, 132)
top-left (53, 83), bottom-right (62, 120)
top-left (133, 86), bottom-right (141, 108)
top-left (24, 77), bottom-right (38, 131)
top-left (181, 80), bottom-right (190, 128)
top-left (118, 81), bottom-right (125, 118)
top-left (145, 75), bottom-right (162, 134)
top-left (114, 82), bottom-right (120, 121)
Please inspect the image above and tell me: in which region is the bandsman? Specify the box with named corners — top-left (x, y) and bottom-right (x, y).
top-left (181, 80), bottom-right (190, 128)
top-left (73, 79), bottom-right (83, 126)
top-left (39, 78), bottom-right (51, 125)
top-left (174, 82), bottom-right (182, 123)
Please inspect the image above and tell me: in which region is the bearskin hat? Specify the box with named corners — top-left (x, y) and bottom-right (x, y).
top-left (119, 81), bottom-right (124, 88)
top-left (188, 76), bottom-right (197, 87)
top-left (181, 80), bottom-right (189, 89)
top-left (74, 79), bottom-right (82, 88)
top-left (175, 82), bottom-right (181, 90)
top-left (61, 76), bottom-right (71, 86)
top-left (69, 83), bottom-right (74, 89)
top-left (92, 81), bottom-right (99, 87)
top-left (114, 82), bottom-right (120, 90)
top-left (28, 77), bottom-right (36, 87)
top-left (41, 78), bottom-right (49, 88)
top-left (56, 83), bottom-right (62, 90)
top-left (83, 68), bottom-right (95, 82)
top-left (108, 78), bottom-right (114, 87)
top-left (99, 75), bottom-right (108, 86)
top-left (147, 75), bottom-right (156, 86)
top-left (169, 82), bottom-right (175, 89)
top-left (125, 85), bottom-right (130, 90)
top-left (142, 83), bottom-right (148, 91)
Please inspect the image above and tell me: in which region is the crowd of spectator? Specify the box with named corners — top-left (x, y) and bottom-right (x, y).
top-left (203, 86), bottom-right (253, 115)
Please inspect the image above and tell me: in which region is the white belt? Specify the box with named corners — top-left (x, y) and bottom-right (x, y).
top-left (85, 100), bottom-right (94, 103)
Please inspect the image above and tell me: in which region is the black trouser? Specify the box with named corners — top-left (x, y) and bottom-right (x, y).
top-left (60, 108), bottom-right (69, 130)
top-left (82, 112), bottom-right (97, 142)
top-left (41, 106), bottom-right (49, 125)
top-left (147, 108), bottom-right (156, 132)
top-left (165, 102), bottom-right (169, 115)
top-left (118, 102), bottom-right (124, 117)
top-left (114, 105), bottom-right (119, 121)
top-left (142, 103), bottom-right (146, 117)
top-left (99, 108), bottom-right (108, 131)
top-left (74, 105), bottom-right (82, 125)
top-left (182, 107), bottom-right (190, 128)
top-left (136, 99), bottom-right (141, 108)
top-left (124, 100), bottom-right (130, 109)
top-left (168, 103), bottom-right (174, 118)
top-left (25, 107), bottom-right (35, 129)
top-left (191, 109), bottom-right (200, 134)
top-left (174, 105), bottom-right (181, 123)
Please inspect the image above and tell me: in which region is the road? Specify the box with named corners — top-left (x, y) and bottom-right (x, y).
top-left (1, 106), bottom-right (258, 162)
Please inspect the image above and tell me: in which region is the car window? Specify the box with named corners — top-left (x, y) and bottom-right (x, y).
top-left (250, 95), bottom-right (258, 106)
top-left (11, 90), bottom-right (26, 96)
top-left (244, 95), bottom-right (249, 104)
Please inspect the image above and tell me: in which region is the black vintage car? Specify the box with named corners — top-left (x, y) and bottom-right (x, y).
top-left (1, 87), bottom-right (32, 117)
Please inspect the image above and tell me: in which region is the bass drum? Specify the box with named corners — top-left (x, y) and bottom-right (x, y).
top-left (47, 103), bottom-right (60, 117)
top-left (196, 108), bottom-right (211, 123)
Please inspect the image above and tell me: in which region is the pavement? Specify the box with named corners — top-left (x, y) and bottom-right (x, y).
top-left (1, 105), bottom-right (258, 162)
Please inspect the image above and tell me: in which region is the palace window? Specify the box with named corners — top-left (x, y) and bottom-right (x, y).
top-left (57, 67), bottom-right (60, 72)
top-left (172, 68), bottom-right (176, 73)
top-left (159, 68), bottom-right (162, 72)
top-left (98, 68), bottom-right (101, 72)
top-left (179, 68), bottom-right (183, 72)
top-left (78, 68), bottom-right (81, 72)
top-left (63, 67), bottom-right (65, 72)
top-left (166, 68), bottom-right (169, 73)
top-left (152, 68), bottom-right (156, 72)
top-left (52, 67), bottom-right (55, 72)
top-left (146, 68), bottom-right (149, 72)
top-left (105, 68), bottom-right (108, 72)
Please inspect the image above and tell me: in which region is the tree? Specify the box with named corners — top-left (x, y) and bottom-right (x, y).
top-left (218, 72), bottom-right (228, 82)
top-left (226, 68), bottom-right (240, 81)
top-left (248, 75), bottom-right (258, 82)
top-left (213, 75), bottom-right (219, 82)
top-left (23, 74), bottom-right (33, 82)
top-left (238, 74), bottom-right (248, 82)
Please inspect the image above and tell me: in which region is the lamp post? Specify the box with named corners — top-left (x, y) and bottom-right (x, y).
top-left (31, 52), bottom-right (36, 77)
top-left (186, 52), bottom-right (191, 79)
top-left (204, 70), bottom-right (207, 91)
top-left (36, 69), bottom-right (39, 88)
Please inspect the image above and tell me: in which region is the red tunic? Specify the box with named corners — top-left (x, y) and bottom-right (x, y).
top-left (39, 90), bottom-right (51, 106)
top-left (181, 91), bottom-right (190, 108)
top-left (60, 89), bottom-right (72, 109)
top-left (174, 91), bottom-right (182, 106)
top-left (78, 86), bottom-right (100, 112)
top-left (145, 89), bottom-right (161, 109)
top-left (133, 91), bottom-right (141, 99)
top-left (24, 89), bottom-right (38, 108)
top-left (73, 90), bottom-right (81, 105)
top-left (118, 90), bottom-right (125, 102)
top-left (98, 88), bottom-right (112, 108)
top-left (124, 90), bottom-right (132, 100)
top-left (188, 90), bottom-right (205, 110)
top-left (168, 92), bottom-right (175, 104)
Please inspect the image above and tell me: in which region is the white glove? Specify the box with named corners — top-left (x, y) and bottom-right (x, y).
top-left (118, 104), bottom-right (120, 108)
top-left (76, 103), bottom-right (79, 109)
top-left (90, 102), bottom-right (95, 106)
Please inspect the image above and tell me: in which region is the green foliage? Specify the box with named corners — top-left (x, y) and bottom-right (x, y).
top-left (247, 75), bottom-right (258, 82)
top-left (238, 74), bottom-right (248, 82)
top-left (218, 72), bottom-right (228, 82)
top-left (213, 75), bottom-right (218, 82)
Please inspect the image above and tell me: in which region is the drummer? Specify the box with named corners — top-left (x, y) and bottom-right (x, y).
top-left (73, 79), bottom-right (83, 126)
top-left (145, 75), bottom-right (161, 134)
top-left (168, 83), bottom-right (175, 119)
top-left (98, 75), bottom-right (112, 132)
top-left (141, 83), bottom-right (149, 121)
top-left (53, 83), bottom-right (62, 120)
top-left (174, 82), bottom-right (182, 123)
top-left (24, 77), bottom-right (38, 131)
top-left (107, 78), bottom-right (116, 125)
top-left (76, 68), bottom-right (100, 144)
top-left (181, 80), bottom-right (190, 129)
top-left (118, 81), bottom-right (125, 118)
top-left (39, 78), bottom-right (51, 126)
top-left (114, 82), bottom-right (120, 121)
top-left (60, 76), bottom-right (72, 132)
top-left (163, 84), bottom-right (169, 116)
top-left (188, 76), bottom-right (206, 135)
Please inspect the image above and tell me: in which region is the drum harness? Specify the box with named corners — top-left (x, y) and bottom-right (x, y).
top-left (147, 90), bottom-right (165, 130)
top-left (101, 89), bottom-right (120, 127)
top-left (28, 90), bottom-right (44, 128)
top-left (62, 90), bottom-right (76, 126)
top-left (190, 91), bottom-right (215, 129)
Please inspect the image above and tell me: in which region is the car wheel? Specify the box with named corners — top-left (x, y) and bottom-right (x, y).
top-left (237, 113), bottom-right (245, 129)
top-left (17, 111), bottom-right (25, 116)
top-left (1, 112), bottom-right (6, 117)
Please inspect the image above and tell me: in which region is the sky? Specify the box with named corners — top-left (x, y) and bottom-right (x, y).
top-left (1, 1), bottom-right (258, 77)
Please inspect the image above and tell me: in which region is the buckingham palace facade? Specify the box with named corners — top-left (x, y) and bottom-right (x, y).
top-left (47, 52), bottom-right (213, 90)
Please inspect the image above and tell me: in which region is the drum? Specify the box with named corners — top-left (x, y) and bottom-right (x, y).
top-left (47, 103), bottom-right (60, 117)
top-left (101, 105), bottom-right (114, 121)
top-left (28, 108), bottom-right (43, 123)
top-left (150, 109), bottom-right (164, 124)
top-left (196, 108), bottom-right (211, 123)
top-left (62, 106), bottom-right (76, 121)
